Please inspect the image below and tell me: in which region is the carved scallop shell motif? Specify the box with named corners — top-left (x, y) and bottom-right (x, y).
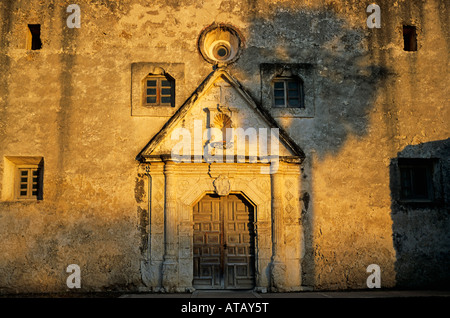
top-left (212, 113), bottom-right (232, 129)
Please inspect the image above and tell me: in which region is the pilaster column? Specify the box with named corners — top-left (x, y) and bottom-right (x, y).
top-left (162, 161), bottom-right (178, 291)
top-left (270, 165), bottom-right (286, 290)
top-left (164, 162), bottom-right (178, 258)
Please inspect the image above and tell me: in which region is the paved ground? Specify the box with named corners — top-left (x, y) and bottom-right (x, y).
top-left (2, 288), bottom-right (449, 298)
top-left (119, 289), bottom-right (450, 298)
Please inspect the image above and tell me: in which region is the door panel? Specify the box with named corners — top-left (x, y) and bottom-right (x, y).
top-left (193, 197), bottom-right (222, 288)
top-left (224, 197), bottom-right (255, 289)
top-left (193, 194), bottom-right (255, 289)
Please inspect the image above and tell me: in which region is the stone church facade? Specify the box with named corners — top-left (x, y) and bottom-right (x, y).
top-left (0, 0), bottom-right (449, 294)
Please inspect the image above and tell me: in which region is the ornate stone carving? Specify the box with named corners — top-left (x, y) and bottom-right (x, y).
top-left (285, 204), bottom-right (294, 214)
top-left (180, 179), bottom-right (190, 190)
top-left (213, 175), bottom-right (231, 196)
top-left (256, 179), bottom-right (270, 194)
top-left (212, 113), bottom-right (232, 128)
top-left (285, 179), bottom-right (293, 188)
top-left (285, 191), bottom-right (293, 201)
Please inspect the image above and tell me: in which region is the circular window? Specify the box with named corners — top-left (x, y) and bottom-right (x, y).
top-left (198, 24), bottom-right (243, 65)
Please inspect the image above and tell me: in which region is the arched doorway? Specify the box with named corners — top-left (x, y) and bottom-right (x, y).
top-left (193, 193), bottom-right (256, 289)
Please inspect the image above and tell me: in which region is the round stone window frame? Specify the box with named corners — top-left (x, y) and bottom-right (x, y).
top-left (197, 23), bottom-right (245, 65)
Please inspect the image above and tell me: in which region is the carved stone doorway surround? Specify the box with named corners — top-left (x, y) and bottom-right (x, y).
top-left (139, 158), bottom-right (303, 293)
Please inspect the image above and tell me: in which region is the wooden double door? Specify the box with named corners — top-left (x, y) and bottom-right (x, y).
top-left (193, 194), bottom-right (255, 289)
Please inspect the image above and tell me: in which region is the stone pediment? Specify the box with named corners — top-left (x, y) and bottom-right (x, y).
top-left (137, 68), bottom-right (304, 163)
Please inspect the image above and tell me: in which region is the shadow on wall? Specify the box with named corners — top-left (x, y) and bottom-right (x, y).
top-left (236, 4), bottom-right (391, 290)
top-left (237, 4), bottom-right (391, 158)
top-left (390, 138), bottom-right (450, 288)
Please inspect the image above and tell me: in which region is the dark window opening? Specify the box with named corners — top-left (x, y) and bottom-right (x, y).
top-left (403, 25), bottom-right (417, 52)
top-left (28, 24), bottom-right (42, 50)
top-left (143, 75), bottom-right (175, 107)
top-left (398, 159), bottom-right (434, 201)
top-left (273, 78), bottom-right (304, 108)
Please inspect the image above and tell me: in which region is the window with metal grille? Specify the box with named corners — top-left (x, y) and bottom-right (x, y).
top-left (273, 78), bottom-right (304, 108)
top-left (16, 166), bottom-right (42, 200)
top-left (143, 76), bottom-right (175, 107)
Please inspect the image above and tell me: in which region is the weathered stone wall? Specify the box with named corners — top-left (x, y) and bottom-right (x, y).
top-left (301, 0), bottom-right (450, 290)
top-left (0, 0), bottom-right (448, 293)
top-left (390, 139), bottom-right (450, 288)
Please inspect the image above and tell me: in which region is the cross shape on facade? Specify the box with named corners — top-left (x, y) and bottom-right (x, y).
top-left (214, 81), bottom-right (231, 106)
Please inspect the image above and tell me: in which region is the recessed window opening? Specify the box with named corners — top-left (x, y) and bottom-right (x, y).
top-left (398, 159), bottom-right (434, 201)
top-left (273, 77), bottom-right (304, 108)
top-left (2, 156), bottom-right (44, 201)
top-left (403, 25), bottom-right (417, 52)
top-left (28, 24), bottom-right (42, 50)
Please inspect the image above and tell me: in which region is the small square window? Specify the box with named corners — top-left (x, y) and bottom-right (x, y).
top-left (143, 75), bottom-right (175, 107)
top-left (398, 159), bottom-right (434, 202)
top-left (272, 78), bottom-right (304, 108)
top-left (403, 25), bottom-right (417, 52)
top-left (16, 166), bottom-right (42, 200)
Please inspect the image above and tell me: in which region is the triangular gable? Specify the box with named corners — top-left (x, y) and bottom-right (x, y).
top-left (137, 68), bottom-right (305, 162)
